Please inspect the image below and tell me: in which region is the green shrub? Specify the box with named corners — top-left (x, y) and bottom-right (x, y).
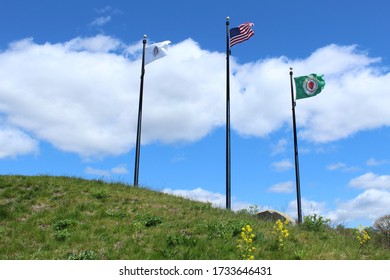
top-left (166, 234), bottom-right (197, 247)
top-left (91, 189), bottom-right (110, 199)
top-left (134, 213), bottom-right (163, 228)
top-left (106, 208), bottom-right (127, 218)
top-left (53, 219), bottom-right (75, 231)
top-left (302, 214), bottom-right (330, 231)
top-left (55, 229), bottom-right (70, 241)
top-left (53, 219), bottom-right (76, 241)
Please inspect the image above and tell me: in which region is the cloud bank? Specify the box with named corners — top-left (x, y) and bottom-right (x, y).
top-left (1, 35), bottom-right (390, 158)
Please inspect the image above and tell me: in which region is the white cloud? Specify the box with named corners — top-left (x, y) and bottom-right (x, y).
top-left (0, 37), bottom-right (138, 158)
top-left (326, 162), bottom-right (360, 172)
top-left (287, 198), bottom-right (327, 219)
top-left (349, 172), bottom-right (390, 189)
top-left (162, 185), bottom-right (389, 227)
top-left (65, 35), bottom-right (122, 53)
top-left (90, 16), bottom-right (111, 27)
top-left (0, 126), bottom-right (38, 158)
top-left (271, 159), bottom-right (293, 172)
top-left (327, 189), bottom-right (390, 224)
top-left (162, 187), bottom-right (256, 211)
top-left (95, 6), bottom-right (112, 14)
top-left (366, 158), bottom-right (389, 166)
top-left (111, 165), bottom-right (129, 174)
top-left (293, 45), bottom-right (390, 142)
top-left (162, 187), bottom-right (225, 208)
top-left (327, 162), bottom-right (346, 171)
top-left (268, 181), bottom-right (294, 193)
top-left (84, 164), bottom-right (129, 177)
top-left (1, 37), bottom-right (390, 158)
top-left (284, 187), bottom-right (390, 226)
top-left (84, 166), bottom-right (110, 177)
top-left (271, 138), bottom-right (288, 155)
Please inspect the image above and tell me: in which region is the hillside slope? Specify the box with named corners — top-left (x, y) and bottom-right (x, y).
top-left (0, 175), bottom-right (388, 259)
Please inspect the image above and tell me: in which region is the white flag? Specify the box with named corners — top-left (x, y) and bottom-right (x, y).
top-left (144, 40), bottom-right (171, 65)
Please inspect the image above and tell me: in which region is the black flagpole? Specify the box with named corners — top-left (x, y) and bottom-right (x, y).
top-left (226, 17), bottom-right (231, 210)
top-left (133, 35), bottom-right (147, 187)
top-left (289, 68), bottom-right (303, 224)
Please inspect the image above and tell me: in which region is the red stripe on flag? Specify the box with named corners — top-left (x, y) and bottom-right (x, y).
top-left (230, 22), bottom-right (254, 47)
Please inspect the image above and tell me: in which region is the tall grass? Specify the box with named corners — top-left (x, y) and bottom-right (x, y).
top-left (0, 175), bottom-right (388, 260)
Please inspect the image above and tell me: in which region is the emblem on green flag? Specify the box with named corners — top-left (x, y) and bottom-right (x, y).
top-left (294, 74), bottom-right (325, 100)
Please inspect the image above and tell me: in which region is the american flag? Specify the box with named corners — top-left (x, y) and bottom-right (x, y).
top-left (229, 22), bottom-right (254, 47)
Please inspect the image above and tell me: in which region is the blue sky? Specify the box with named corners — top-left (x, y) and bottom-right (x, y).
top-left (1, 0), bottom-right (389, 228)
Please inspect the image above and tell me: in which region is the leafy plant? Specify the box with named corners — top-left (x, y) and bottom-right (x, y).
top-left (55, 229), bottom-right (70, 241)
top-left (302, 214), bottom-right (330, 232)
top-left (134, 213), bottom-right (163, 228)
top-left (106, 208), bottom-right (127, 218)
top-left (53, 219), bottom-right (76, 241)
top-left (273, 219), bottom-right (289, 249)
top-left (67, 250), bottom-right (96, 260)
top-left (201, 220), bottom-right (245, 239)
top-left (237, 225), bottom-right (256, 260)
top-left (91, 188), bottom-right (110, 199)
top-left (355, 225), bottom-right (371, 248)
top-left (53, 219), bottom-right (75, 231)
top-left (166, 234), bottom-right (197, 247)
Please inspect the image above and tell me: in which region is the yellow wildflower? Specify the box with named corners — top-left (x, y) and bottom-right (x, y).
top-left (273, 219), bottom-right (289, 249)
top-left (237, 224), bottom-right (256, 260)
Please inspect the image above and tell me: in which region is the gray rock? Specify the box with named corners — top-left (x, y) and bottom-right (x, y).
top-left (255, 210), bottom-right (296, 225)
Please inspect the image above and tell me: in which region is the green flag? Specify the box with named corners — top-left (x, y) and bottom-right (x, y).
top-left (294, 74), bottom-right (325, 100)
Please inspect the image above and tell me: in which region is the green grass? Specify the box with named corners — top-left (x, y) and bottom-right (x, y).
top-left (0, 175), bottom-right (389, 260)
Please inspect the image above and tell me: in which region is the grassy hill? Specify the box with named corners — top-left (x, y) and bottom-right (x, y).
top-left (0, 175), bottom-right (388, 260)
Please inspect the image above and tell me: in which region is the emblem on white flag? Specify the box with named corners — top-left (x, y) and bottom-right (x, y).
top-left (144, 40), bottom-right (171, 65)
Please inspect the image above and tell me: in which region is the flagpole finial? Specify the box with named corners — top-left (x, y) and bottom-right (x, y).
top-left (226, 16), bottom-right (230, 21)
top-left (143, 34), bottom-right (147, 39)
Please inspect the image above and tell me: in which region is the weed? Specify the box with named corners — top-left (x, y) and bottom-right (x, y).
top-left (67, 250), bottom-right (97, 260)
top-left (106, 208), bottom-right (127, 218)
top-left (55, 229), bottom-right (70, 241)
top-left (302, 214), bottom-right (330, 232)
top-left (145, 216), bottom-right (163, 227)
top-left (53, 219), bottom-right (75, 231)
top-left (53, 219), bottom-right (76, 241)
top-left (272, 219), bottom-right (289, 249)
top-left (237, 225), bottom-right (256, 260)
top-left (355, 225), bottom-right (370, 247)
top-left (91, 188), bottom-right (110, 199)
top-left (166, 234), bottom-right (197, 247)
top-left (201, 220), bottom-right (245, 239)
top-left (131, 221), bottom-right (145, 231)
top-left (134, 213), bottom-right (163, 228)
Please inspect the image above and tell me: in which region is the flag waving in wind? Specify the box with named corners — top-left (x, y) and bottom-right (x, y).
top-left (294, 74), bottom-right (326, 100)
top-left (225, 18), bottom-right (254, 210)
top-left (145, 40), bottom-right (171, 65)
top-left (134, 37), bottom-right (170, 187)
top-left (229, 23), bottom-right (254, 47)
